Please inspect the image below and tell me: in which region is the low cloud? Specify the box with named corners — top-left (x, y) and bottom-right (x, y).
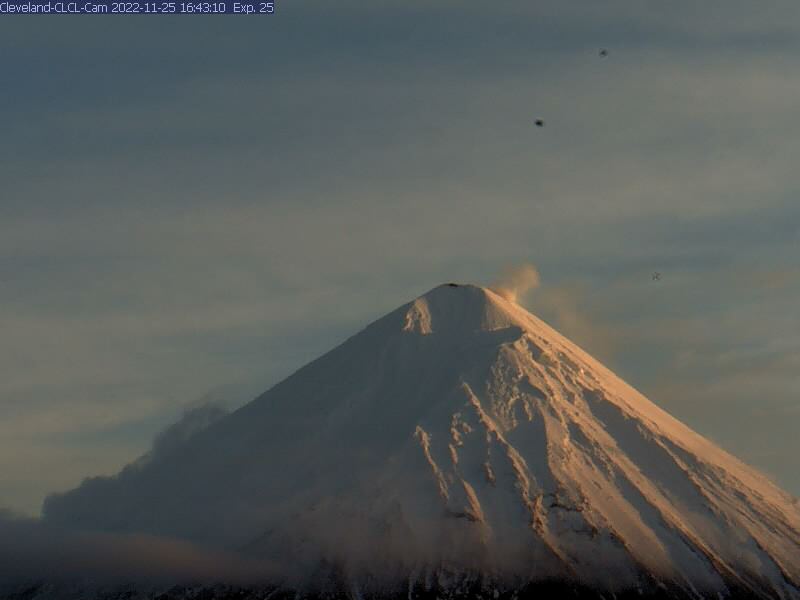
top-left (0, 404), bottom-right (278, 586)
top-left (147, 401), bottom-right (229, 463)
top-left (0, 404), bottom-right (286, 592)
top-left (0, 512), bottom-right (279, 589)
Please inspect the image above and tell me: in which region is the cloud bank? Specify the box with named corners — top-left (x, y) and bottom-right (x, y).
top-left (0, 512), bottom-right (278, 589)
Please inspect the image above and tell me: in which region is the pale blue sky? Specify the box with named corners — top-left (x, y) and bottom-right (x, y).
top-left (1, 1), bottom-right (799, 514)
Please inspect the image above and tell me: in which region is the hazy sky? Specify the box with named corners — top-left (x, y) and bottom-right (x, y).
top-left (1, 1), bottom-right (799, 515)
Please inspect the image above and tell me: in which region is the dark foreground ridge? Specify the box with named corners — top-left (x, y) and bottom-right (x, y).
top-left (1, 574), bottom-right (789, 600)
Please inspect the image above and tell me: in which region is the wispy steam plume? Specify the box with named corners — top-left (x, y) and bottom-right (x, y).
top-left (492, 263), bottom-right (541, 303)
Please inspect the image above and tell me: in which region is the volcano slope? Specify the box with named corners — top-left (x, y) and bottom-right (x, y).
top-left (42, 284), bottom-right (800, 599)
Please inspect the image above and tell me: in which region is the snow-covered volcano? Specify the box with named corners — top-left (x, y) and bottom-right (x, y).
top-left (44, 284), bottom-right (800, 598)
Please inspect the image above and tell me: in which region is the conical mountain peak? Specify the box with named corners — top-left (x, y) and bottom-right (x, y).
top-left (401, 284), bottom-right (526, 335)
top-left (43, 284), bottom-right (800, 598)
